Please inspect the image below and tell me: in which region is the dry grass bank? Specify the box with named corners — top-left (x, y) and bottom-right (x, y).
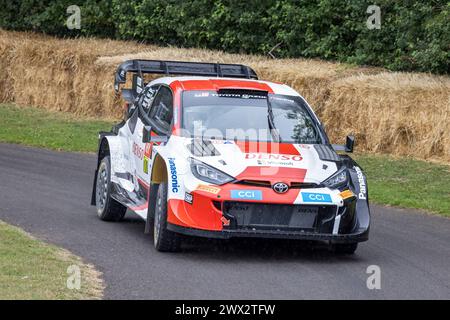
top-left (322, 73), bottom-right (450, 160)
top-left (0, 30), bottom-right (449, 161)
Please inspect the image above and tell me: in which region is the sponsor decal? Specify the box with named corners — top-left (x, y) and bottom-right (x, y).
top-left (197, 184), bottom-right (221, 195)
top-left (213, 92), bottom-right (266, 99)
top-left (230, 190), bottom-right (263, 201)
top-left (354, 166), bottom-right (367, 200)
top-left (194, 92), bottom-right (210, 97)
top-left (246, 153), bottom-right (303, 162)
top-left (221, 216), bottom-right (230, 226)
top-left (142, 89), bottom-right (154, 109)
top-left (143, 156), bottom-right (149, 174)
top-left (301, 192), bottom-right (332, 203)
top-left (132, 142), bottom-right (144, 160)
top-left (173, 106), bottom-right (178, 125)
top-left (168, 158), bottom-right (180, 193)
top-left (184, 192), bottom-right (193, 204)
top-left (229, 204), bottom-right (249, 211)
top-left (143, 144), bottom-right (152, 174)
top-left (339, 189), bottom-right (355, 200)
top-left (257, 159), bottom-right (294, 167)
top-left (210, 139), bottom-right (233, 145)
top-left (272, 96), bottom-right (296, 103)
top-left (295, 206), bottom-right (319, 215)
top-left (144, 143), bottom-right (152, 157)
top-left (136, 77), bottom-right (143, 94)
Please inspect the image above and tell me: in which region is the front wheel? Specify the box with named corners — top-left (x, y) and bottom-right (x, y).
top-left (95, 156), bottom-right (127, 221)
top-left (153, 182), bottom-right (181, 252)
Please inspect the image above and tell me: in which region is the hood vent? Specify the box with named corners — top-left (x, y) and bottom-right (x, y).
top-left (187, 138), bottom-right (221, 157)
top-left (314, 145), bottom-right (340, 162)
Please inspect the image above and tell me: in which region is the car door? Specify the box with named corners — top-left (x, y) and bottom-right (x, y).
top-left (142, 85), bottom-right (174, 183)
top-left (131, 84), bottom-right (174, 200)
top-left (130, 84), bottom-right (160, 200)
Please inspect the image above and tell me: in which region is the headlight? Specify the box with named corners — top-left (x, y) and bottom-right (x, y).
top-left (322, 168), bottom-right (348, 189)
top-left (190, 158), bottom-right (234, 185)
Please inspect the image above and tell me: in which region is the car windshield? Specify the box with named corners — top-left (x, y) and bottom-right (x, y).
top-left (182, 90), bottom-right (323, 143)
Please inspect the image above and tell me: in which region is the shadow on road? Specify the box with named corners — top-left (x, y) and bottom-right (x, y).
top-left (121, 214), bottom-right (364, 264)
top-left (181, 237), bottom-right (363, 263)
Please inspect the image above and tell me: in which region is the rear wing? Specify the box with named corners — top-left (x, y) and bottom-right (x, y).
top-left (114, 59), bottom-right (258, 102)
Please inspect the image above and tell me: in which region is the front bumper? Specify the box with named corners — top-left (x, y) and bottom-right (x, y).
top-left (168, 222), bottom-right (369, 243)
top-left (167, 184), bottom-right (370, 243)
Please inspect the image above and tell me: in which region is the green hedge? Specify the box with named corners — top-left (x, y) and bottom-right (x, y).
top-left (1, 0), bottom-right (448, 74)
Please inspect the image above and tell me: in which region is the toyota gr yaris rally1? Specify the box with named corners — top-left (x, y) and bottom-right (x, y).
top-left (91, 60), bottom-right (370, 253)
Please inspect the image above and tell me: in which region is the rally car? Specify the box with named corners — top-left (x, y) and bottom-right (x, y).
top-left (91, 60), bottom-right (370, 253)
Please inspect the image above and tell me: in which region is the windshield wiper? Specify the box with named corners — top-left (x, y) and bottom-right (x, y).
top-left (267, 97), bottom-right (282, 143)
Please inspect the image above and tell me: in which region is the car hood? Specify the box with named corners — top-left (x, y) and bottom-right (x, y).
top-left (177, 138), bottom-right (340, 185)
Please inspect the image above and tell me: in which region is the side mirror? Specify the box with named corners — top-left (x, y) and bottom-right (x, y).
top-left (142, 126), bottom-right (152, 143)
top-left (332, 135), bottom-right (355, 153)
top-left (345, 135), bottom-right (355, 153)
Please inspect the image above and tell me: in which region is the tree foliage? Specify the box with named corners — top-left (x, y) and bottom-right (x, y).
top-left (0, 0), bottom-right (448, 74)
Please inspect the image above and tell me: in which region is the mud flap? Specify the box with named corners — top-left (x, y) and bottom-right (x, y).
top-left (144, 183), bottom-right (159, 234)
top-left (90, 169), bottom-right (98, 206)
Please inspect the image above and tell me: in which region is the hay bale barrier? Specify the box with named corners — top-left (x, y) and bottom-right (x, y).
top-left (321, 73), bottom-right (450, 161)
top-left (0, 30), bottom-right (449, 161)
top-left (0, 30), bottom-right (146, 118)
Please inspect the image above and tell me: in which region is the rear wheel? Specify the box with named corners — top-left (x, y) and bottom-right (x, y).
top-left (333, 243), bottom-right (358, 254)
top-left (153, 182), bottom-right (181, 252)
top-left (95, 156), bottom-right (127, 221)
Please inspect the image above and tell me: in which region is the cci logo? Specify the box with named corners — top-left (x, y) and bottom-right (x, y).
top-left (301, 192), bottom-right (332, 203)
top-left (231, 190), bottom-right (263, 200)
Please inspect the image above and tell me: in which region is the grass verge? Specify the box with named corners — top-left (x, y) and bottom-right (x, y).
top-left (0, 104), bottom-right (113, 152)
top-left (354, 154), bottom-right (449, 216)
top-left (0, 220), bottom-right (103, 299)
top-left (0, 103), bottom-right (448, 216)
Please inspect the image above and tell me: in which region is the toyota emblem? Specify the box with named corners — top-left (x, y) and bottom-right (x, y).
top-left (272, 182), bottom-right (289, 194)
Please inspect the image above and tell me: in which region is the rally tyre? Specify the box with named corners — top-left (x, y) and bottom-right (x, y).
top-left (154, 182), bottom-right (181, 252)
top-left (95, 156), bottom-right (127, 222)
top-left (333, 243), bottom-right (358, 254)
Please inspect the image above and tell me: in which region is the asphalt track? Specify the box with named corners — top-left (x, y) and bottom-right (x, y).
top-left (0, 143), bottom-right (449, 299)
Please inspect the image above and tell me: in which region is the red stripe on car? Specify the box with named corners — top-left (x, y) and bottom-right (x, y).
top-left (236, 166), bottom-right (307, 184)
top-left (175, 79), bottom-right (274, 93)
top-left (235, 141), bottom-right (300, 155)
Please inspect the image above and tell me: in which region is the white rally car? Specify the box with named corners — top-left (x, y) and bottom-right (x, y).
top-left (91, 60), bottom-right (370, 253)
